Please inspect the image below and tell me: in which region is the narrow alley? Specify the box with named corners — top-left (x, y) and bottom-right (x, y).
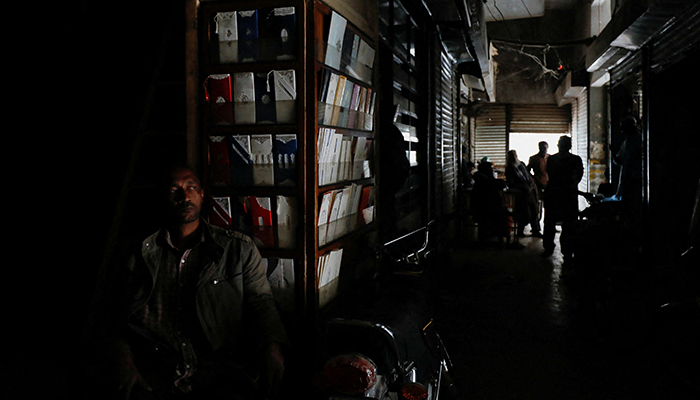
top-left (431, 232), bottom-right (697, 400)
top-left (6, 1), bottom-right (699, 399)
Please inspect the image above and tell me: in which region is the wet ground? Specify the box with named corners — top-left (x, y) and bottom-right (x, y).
top-left (431, 229), bottom-right (697, 400)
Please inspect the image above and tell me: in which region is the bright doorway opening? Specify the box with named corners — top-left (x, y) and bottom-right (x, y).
top-left (508, 132), bottom-right (564, 164)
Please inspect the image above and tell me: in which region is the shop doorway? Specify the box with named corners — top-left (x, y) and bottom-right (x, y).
top-left (508, 132), bottom-right (578, 233)
top-left (508, 132), bottom-right (562, 166)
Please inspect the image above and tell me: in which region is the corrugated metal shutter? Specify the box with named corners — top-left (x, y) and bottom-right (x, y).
top-left (436, 50), bottom-right (457, 215)
top-left (474, 105), bottom-right (507, 169)
top-left (511, 104), bottom-right (571, 134)
top-left (649, 2), bottom-right (700, 74)
top-left (475, 104), bottom-right (570, 173)
top-left (571, 89), bottom-right (589, 210)
top-left (610, 50), bottom-right (643, 87)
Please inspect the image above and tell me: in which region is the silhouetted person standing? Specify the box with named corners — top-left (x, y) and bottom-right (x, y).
top-left (527, 141), bottom-right (549, 227)
top-left (542, 136), bottom-right (583, 262)
top-left (612, 115), bottom-right (643, 223)
top-left (506, 150), bottom-right (541, 237)
top-left (379, 104), bottom-right (410, 240)
top-left (527, 141), bottom-right (549, 194)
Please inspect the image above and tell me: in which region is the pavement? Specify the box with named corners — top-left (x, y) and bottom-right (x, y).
top-left (430, 229), bottom-right (698, 400)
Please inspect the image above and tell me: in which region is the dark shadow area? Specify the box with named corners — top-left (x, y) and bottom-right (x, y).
top-left (4, 1), bottom-right (182, 398)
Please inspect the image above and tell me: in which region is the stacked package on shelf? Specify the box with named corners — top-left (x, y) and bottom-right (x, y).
top-left (319, 70), bottom-right (339, 126)
top-left (249, 196), bottom-right (273, 248)
top-left (321, 10), bottom-right (375, 84)
top-left (234, 72), bottom-right (256, 125)
top-left (271, 7), bottom-right (296, 61)
top-left (317, 128), bottom-right (342, 186)
top-left (324, 11), bottom-right (347, 70)
top-left (228, 135), bottom-right (254, 186)
top-left (209, 136), bottom-right (231, 186)
top-left (276, 196), bottom-right (297, 249)
top-left (354, 38), bottom-right (376, 83)
top-left (237, 10), bottom-right (259, 62)
top-left (274, 134), bottom-right (298, 186)
top-left (317, 189), bottom-right (334, 247)
top-left (250, 134), bottom-right (274, 186)
top-left (264, 257), bottom-right (296, 312)
top-left (210, 196), bottom-right (297, 251)
top-left (317, 69), bottom-right (375, 130)
top-left (338, 136), bottom-right (354, 182)
top-left (215, 11), bottom-right (238, 63)
top-left (359, 185), bottom-right (375, 225)
top-left (221, 134), bottom-right (299, 188)
top-left (317, 248), bottom-right (344, 307)
top-left (273, 70), bottom-right (297, 124)
top-left (216, 7), bottom-right (297, 64)
top-left (210, 195), bottom-right (233, 228)
top-left (209, 195), bottom-right (251, 234)
top-left (254, 72), bottom-right (277, 124)
top-left (205, 74), bottom-right (234, 126)
top-left (351, 136), bottom-right (372, 180)
top-left (317, 183), bottom-right (365, 245)
top-left (207, 69), bottom-right (296, 126)
top-left (317, 129), bottom-right (373, 186)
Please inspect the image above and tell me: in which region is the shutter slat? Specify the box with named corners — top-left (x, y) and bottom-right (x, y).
top-left (434, 47), bottom-right (457, 215)
top-left (572, 90), bottom-right (589, 210)
top-left (475, 105), bottom-right (507, 168)
top-left (511, 104), bottom-right (571, 134)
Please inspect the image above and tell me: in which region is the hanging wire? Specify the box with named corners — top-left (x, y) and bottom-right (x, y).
top-left (484, 0), bottom-right (568, 80)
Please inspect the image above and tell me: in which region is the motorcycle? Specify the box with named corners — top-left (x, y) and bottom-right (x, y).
top-left (312, 221), bottom-right (457, 400)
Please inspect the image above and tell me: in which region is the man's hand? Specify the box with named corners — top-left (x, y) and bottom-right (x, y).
top-left (258, 342), bottom-right (285, 399)
top-left (116, 354), bottom-right (152, 400)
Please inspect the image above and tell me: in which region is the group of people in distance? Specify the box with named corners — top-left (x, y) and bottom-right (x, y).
top-left (468, 135), bottom-right (583, 261)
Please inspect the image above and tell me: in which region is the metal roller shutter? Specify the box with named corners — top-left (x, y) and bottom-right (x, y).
top-left (610, 50), bottom-right (643, 87)
top-left (431, 44), bottom-right (458, 217)
top-left (474, 104), bottom-right (507, 169)
top-left (475, 104), bottom-right (571, 175)
top-left (571, 89), bottom-right (589, 210)
top-left (649, 2), bottom-right (700, 74)
top-left (511, 104), bottom-right (571, 134)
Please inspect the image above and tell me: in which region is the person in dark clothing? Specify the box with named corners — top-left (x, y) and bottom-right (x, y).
top-left (506, 150), bottom-right (541, 237)
top-left (85, 165), bottom-right (288, 400)
top-left (542, 136), bottom-right (583, 261)
top-left (461, 145), bottom-right (475, 191)
top-left (527, 141), bottom-right (549, 224)
top-left (612, 115), bottom-right (643, 221)
top-left (379, 105), bottom-right (410, 240)
top-left (462, 158), bottom-right (475, 190)
top-left (597, 168), bottom-right (616, 198)
top-left (471, 160), bottom-right (508, 243)
top-left (527, 141), bottom-right (549, 193)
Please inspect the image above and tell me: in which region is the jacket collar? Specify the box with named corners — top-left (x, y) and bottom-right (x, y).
top-left (141, 220), bottom-right (225, 279)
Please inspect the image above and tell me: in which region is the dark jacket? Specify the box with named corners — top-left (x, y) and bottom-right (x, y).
top-left (545, 151), bottom-right (583, 216)
top-left (89, 221), bottom-right (288, 365)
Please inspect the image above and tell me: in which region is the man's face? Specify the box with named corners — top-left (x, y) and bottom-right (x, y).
top-left (166, 168), bottom-right (204, 225)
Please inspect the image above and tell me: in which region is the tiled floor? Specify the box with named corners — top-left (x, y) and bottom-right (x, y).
top-left (432, 229), bottom-right (697, 400)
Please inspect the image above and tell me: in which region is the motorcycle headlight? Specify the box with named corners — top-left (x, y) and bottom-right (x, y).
top-left (399, 382), bottom-right (429, 400)
top-left (322, 353), bottom-right (378, 395)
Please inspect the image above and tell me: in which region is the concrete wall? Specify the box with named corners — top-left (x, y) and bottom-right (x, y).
top-left (588, 86), bottom-right (609, 194)
top-left (486, 5), bottom-right (592, 104)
